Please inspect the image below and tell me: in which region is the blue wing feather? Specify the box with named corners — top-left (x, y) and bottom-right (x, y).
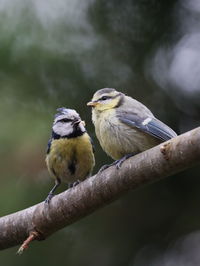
top-left (145, 118), bottom-right (177, 140)
top-left (47, 138), bottom-right (52, 154)
top-left (117, 113), bottom-right (177, 141)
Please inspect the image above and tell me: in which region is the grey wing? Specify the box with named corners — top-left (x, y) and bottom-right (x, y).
top-left (117, 112), bottom-right (177, 141)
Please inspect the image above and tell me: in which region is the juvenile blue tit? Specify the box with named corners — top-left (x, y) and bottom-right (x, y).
top-left (45, 108), bottom-right (95, 203)
top-left (87, 88), bottom-right (177, 168)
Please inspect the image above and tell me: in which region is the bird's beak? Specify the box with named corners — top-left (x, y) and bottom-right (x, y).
top-left (73, 119), bottom-right (81, 126)
top-left (87, 101), bottom-right (99, 107)
top-left (80, 120), bottom-right (86, 126)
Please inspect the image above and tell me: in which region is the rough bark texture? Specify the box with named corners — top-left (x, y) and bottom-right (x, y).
top-left (0, 127), bottom-right (200, 250)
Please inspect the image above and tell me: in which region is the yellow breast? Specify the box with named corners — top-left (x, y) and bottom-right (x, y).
top-left (46, 133), bottom-right (95, 183)
top-left (92, 109), bottom-right (160, 159)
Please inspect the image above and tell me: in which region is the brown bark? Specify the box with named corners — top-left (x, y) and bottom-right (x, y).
top-left (0, 127), bottom-right (200, 251)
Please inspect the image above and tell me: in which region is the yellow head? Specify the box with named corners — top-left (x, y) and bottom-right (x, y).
top-left (87, 88), bottom-right (124, 112)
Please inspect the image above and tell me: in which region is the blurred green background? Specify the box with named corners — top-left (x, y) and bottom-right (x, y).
top-left (1, 0), bottom-right (200, 265)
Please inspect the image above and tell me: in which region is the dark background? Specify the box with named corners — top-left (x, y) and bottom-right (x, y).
top-left (1, 0), bottom-right (200, 265)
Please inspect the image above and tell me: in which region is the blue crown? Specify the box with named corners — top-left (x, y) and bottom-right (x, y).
top-left (54, 107), bottom-right (70, 118)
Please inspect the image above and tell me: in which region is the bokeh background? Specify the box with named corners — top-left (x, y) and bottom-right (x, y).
top-left (0, 0), bottom-right (200, 265)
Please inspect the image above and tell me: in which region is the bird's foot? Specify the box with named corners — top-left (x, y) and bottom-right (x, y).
top-left (68, 180), bottom-right (80, 189)
top-left (98, 164), bottom-right (112, 173)
top-left (45, 178), bottom-right (60, 204)
top-left (45, 192), bottom-right (54, 204)
top-left (72, 180), bottom-right (80, 187)
top-left (114, 153), bottom-right (136, 169)
top-left (98, 153), bottom-right (136, 173)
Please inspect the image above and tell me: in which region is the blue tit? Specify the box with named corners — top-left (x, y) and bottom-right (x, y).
top-left (87, 88), bottom-right (177, 168)
top-left (45, 108), bottom-right (95, 203)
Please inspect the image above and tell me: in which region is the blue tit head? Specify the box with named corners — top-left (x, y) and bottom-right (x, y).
top-left (87, 88), bottom-right (124, 111)
top-left (52, 108), bottom-right (86, 138)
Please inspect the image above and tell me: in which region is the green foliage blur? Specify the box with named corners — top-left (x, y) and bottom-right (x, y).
top-left (1, 0), bottom-right (200, 265)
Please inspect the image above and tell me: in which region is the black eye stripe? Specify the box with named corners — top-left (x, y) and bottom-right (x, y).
top-left (58, 118), bottom-right (72, 123)
top-left (100, 95), bottom-right (111, 101)
top-left (98, 93), bottom-right (121, 101)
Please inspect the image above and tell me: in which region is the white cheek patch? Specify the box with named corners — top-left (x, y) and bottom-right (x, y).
top-left (53, 122), bottom-right (73, 136)
top-left (142, 117), bottom-right (152, 126)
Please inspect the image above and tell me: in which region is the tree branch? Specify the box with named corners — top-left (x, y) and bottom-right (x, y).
top-left (0, 127), bottom-right (200, 251)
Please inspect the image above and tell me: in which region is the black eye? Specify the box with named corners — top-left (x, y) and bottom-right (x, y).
top-left (100, 96), bottom-right (110, 101)
top-left (58, 118), bottom-right (72, 123)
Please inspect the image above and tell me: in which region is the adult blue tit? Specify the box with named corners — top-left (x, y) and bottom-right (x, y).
top-left (87, 88), bottom-right (177, 168)
top-left (45, 108), bottom-right (95, 203)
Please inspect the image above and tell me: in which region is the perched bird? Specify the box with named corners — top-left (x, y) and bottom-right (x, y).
top-left (45, 108), bottom-right (95, 203)
top-left (87, 88), bottom-right (177, 168)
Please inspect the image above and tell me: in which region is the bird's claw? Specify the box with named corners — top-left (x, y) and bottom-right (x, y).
top-left (68, 180), bottom-right (80, 189)
top-left (97, 160), bottom-right (123, 173)
top-left (98, 164), bottom-right (111, 173)
top-left (72, 180), bottom-right (80, 187)
top-left (45, 193), bottom-right (54, 204)
top-left (115, 159), bottom-right (124, 169)
top-left (98, 153), bottom-right (135, 173)
top-left (115, 153), bottom-right (135, 168)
